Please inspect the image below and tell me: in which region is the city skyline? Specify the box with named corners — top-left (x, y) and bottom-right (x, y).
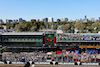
top-left (0, 0), bottom-right (100, 21)
top-left (0, 16), bottom-right (100, 22)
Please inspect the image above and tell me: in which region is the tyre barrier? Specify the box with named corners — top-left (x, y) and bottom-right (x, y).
top-left (50, 62), bottom-right (53, 65)
top-left (4, 61), bottom-right (7, 64)
top-left (32, 62), bottom-right (34, 64)
top-left (75, 62), bottom-right (78, 65)
top-left (3, 61), bottom-right (12, 64)
top-left (24, 62), bottom-right (30, 67)
top-left (55, 62), bottom-right (58, 65)
top-left (9, 61), bottom-right (12, 64)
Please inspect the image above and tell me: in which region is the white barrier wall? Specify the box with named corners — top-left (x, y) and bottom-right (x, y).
top-left (82, 63), bottom-right (99, 65)
top-left (58, 62), bottom-right (74, 65)
top-left (35, 62), bottom-right (50, 64)
top-left (0, 61), bottom-right (100, 65)
top-left (0, 62), bottom-right (4, 64)
top-left (12, 62), bottom-right (27, 64)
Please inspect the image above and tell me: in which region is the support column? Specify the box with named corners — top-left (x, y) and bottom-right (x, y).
top-left (67, 56), bottom-right (68, 62)
top-left (61, 56), bottom-right (63, 62)
top-left (56, 57), bottom-right (58, 62)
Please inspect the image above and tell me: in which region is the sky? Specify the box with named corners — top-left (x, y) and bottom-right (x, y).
top-left (0, 0), bottom-right (100, 21)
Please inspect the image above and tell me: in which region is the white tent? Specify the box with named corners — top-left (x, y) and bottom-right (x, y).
top-left (46, 52), bottom-right (52, 55)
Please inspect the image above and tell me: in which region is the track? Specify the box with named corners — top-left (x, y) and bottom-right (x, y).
top-left (0, 64), bottom-right (100, 67)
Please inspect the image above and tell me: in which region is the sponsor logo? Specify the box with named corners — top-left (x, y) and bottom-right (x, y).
top-left (82, 63), bottom-right (99, 65)
top-left (35, 62), bottom-right (50, 64)
top-left (59, 62), bottom-right (74, 65)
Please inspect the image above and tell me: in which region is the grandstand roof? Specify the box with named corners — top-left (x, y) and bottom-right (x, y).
top-left (39, 29), bottom-right (56, 32)
top-left (57, 33), bottom-right (100, 36)
top-left (1, 32), bottom-right (43, 35)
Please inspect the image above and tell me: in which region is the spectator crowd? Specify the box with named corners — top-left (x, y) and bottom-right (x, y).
top-left (2, 50), bottom-right (100, 63)
top-left (56, 33), bottom-right (100, 40)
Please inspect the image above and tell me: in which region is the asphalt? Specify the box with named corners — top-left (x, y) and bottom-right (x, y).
top-left (34, 65), bottom-right (100, 67)
top-left (0, 64), bottom-right (100, 67)
top-left (0, 64), bottom-right (25, 67)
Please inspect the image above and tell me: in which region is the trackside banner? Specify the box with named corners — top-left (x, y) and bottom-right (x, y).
top-left (35, 62), bottom-right (50, 64)
top-left (58, 62), bottom-right (74, 65)
top-left (82, 63), bottom-right (99, 65)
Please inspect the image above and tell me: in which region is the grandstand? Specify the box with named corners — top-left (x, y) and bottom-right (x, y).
top-left (0, 32), bottom-right (43, 52)
top-left (0, 31), bottom-right (100, 53)
top-left (0, 31), bottom-right (100, 65)
top-left (56, 33), bottom-right (100, 54)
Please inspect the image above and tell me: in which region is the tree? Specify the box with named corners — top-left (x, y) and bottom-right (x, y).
top-left (14, 23), bottom-right (26, 32)
top-left (74, 22), bottom-right (87, 33)
top-left (25, 22), bottom-right (32, 31)
top-left (53, 23), bottom-right (58, 30)
top-left (88, 25), bottom-right (95, 33)
top-left (0, 27), bottom-right (4, 29)
top-left (31, 26), bottom-right (37, 32)
top-left (89, 22), bottom-right (100, 33)
top-left (61, 23), bottom-right (74, 33)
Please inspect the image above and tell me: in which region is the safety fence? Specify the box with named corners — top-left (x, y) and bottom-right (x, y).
top-left (0, 61), bottom-right (100, 65)
top-left (1, 53), bottom-right (100, 65)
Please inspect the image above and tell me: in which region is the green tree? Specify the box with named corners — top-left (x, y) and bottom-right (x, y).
top-left (90, 22), bottom-right (100, 33)
top-left (53, 23), bottom-right (58, 30)
top-left (61, 23), bottom-right (74, 33)
top-left (0, 27), bottom-right (4, 29)
top-left (74, 22), bottom-right (87, 33)
top-left (31, 26), bottom-right (37, 32)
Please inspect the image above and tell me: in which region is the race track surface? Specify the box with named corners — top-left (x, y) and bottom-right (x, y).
top-left (0, 64), bottom-right (100, 67)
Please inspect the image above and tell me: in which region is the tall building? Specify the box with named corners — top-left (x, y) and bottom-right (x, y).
top-left (48, 17), bottom-right (53, 22)
top-left (83, 19), bottom-right (88, 22)
top-left (57, 19), bottom-right (60, 22)
top-left (0, 19), bottom-right (3, 23)
top-left (31, 19), bottom-right (36, 22)
top-left (60, 17), bottom-right (68, 22)
top-left (85, 15), bottom-right (87, 19)
top-left (90, 18), bottom-right (95, 22)
top-left (39, 18), bottom-right (44, 22)
top-left (79, 18), bottom-right (83, 22)
top-left (76, 19), bottom-right (80, 22)
top-left (6, 19), bottom-right (13, 23)
top-left (12, 19), bottom-right (18, 23)
top-left (99, 17), bottom-right (100, 21)
top-left (19, 18), bottom-right (23, 22)
top-left (83, 15), bottom-right (88, 22)
top-left (43, 18), bottom-right (48, 22)
top-left (36, 19), bottom-right (39, 21)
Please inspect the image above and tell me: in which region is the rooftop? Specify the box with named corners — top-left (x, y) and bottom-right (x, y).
top-left (1, 32), bottom-right (43, 35)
